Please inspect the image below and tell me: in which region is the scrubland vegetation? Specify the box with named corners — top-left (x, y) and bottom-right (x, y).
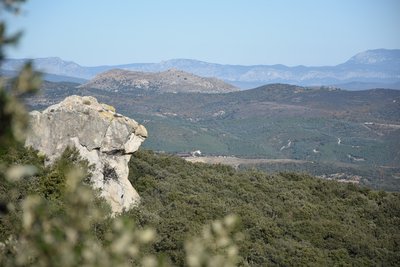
top-left (1, 143), bottom-right (399, 266)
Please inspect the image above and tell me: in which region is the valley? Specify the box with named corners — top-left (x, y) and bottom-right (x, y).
top-left (23, 80), bottom-right (400, 191)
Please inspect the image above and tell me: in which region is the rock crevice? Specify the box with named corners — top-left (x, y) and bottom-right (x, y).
top-left (25, 95), bottom-right (147, 213)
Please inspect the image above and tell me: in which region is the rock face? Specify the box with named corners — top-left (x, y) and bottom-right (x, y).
top-left (25, 95), bottom-right (147, 213)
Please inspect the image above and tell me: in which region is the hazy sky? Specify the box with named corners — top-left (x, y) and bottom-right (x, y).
top-left (5, 0), bottom-right (400, 66)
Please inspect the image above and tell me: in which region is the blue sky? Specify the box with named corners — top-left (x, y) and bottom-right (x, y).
top-left (5, 0), bottom-right (400, 66)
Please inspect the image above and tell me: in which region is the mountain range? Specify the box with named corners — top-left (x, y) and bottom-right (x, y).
top-left (4, 49), bottom-right (400, 89)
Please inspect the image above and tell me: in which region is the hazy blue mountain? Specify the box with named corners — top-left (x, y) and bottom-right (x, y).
top-left (3, 49), bottom-right (400, 89)
top-left (1, 69), bottom-right (87, 84)
top-left (339, 49), bottom-right (400, 71)
top-left (2, 57), bottom-right (111, 80)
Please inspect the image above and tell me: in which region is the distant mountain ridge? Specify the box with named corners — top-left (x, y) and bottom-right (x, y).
top-left (342, 49), bottom-right (400, 68)
top-left (3, 49), bottom-right (400, 89)
top-left (78, 68), bottom-right (239, 93)
top-left (1, 69), bottom-right (87, 84)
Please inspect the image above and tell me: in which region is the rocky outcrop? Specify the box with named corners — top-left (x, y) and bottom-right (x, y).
top-left (25, 95), bottom-right (147, 213)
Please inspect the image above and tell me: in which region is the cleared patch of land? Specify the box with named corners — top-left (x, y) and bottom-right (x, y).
top-left (185, 156), bottom-right (308, 167)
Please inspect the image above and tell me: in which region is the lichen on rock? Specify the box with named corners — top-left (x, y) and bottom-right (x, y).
top-left (25, 95), bottom-right (147, 213)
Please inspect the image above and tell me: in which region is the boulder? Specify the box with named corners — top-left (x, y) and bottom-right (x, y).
top-left (25, 95), bottom-right (147, 213)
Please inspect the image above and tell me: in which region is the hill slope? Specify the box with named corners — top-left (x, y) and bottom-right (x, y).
top-left (1, 144), bottom-right (399, 266)
top-left (130, 150), bottom-right (400, 265)
top-left (78, 68), bottom-right (239, 93)
top-left (23, 82), bottom-right (400, 190)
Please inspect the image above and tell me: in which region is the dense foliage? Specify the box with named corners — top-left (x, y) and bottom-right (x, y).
top-left (0, 145), bottom-right (240, 266)
top-left (0, 145), bottom-right (165, 267)
top-left (127, 150), bottom-right (400, 266)
top-left (2, 146), bottom-right (399, 266)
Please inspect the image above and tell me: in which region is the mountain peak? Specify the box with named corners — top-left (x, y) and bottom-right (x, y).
top-left (345, 49), bottom-right (400, 65)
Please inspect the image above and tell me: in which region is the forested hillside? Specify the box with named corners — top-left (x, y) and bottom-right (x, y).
top-left (127, 150), bottom-right (400, 265)
top-left (1, 144), bottom-right (399, 266)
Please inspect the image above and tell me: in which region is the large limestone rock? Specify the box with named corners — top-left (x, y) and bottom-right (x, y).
top-left (25, 95), bottom-right (147, 213)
